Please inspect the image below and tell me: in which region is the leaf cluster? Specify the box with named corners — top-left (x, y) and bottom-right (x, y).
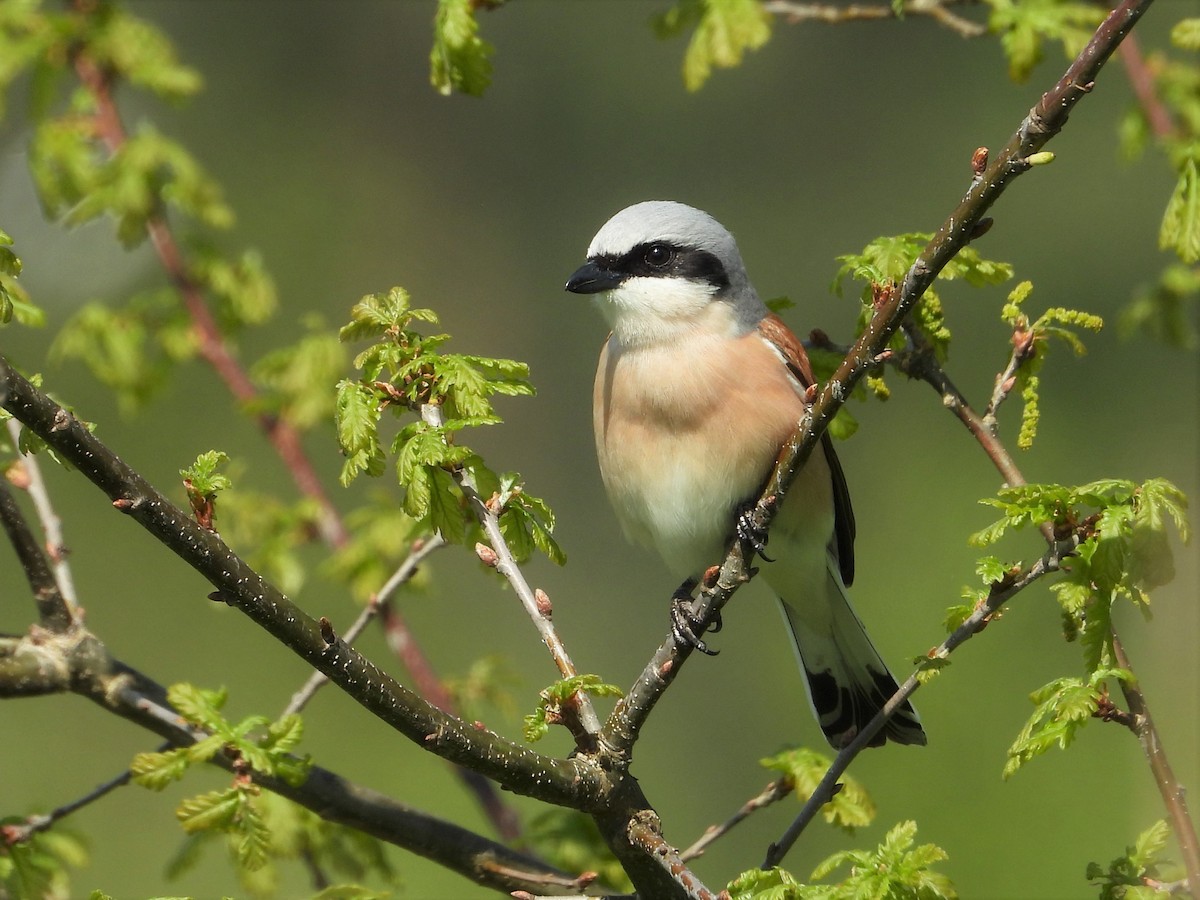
top-left (984, 0), bottom-right (1105, 83)
top-left (727, 821), bottom-right (955, 899)
top-left (165, 792), bottom-right (398, 899)
top-left (759, 747), bottom-right (875, 834)
top-left (652, 0), bottom-right (772, 92)
top-left (130, 684), bottom-right (313, 871)
top-left (970, 479), bottom-right (1189, 775)
top-left (833, 231), bottom-right (1014, 363)
top-left (0, 229), bottom-right (44, 327)
top-left (1087, 820), bottom-right (1180, 900)
top-left (429, 0), bottom-right (495, 97)
top-left (335, 287), bottom-right (563, 565)
top-left (0, 824), bottom-right (88, 900)
top-left (999, 280), bottom-right (1103, 449)
top-left (522, 674), bottom-right (622, 743)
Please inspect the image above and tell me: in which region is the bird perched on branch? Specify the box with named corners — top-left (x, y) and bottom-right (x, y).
top-left (565, 200), bottom-right (925, 748)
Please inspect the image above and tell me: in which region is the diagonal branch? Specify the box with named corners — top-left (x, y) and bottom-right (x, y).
top-left (0, 480), bottom-right (73, 632)
top-left (604, 0), bottom-right (1156, 762)
top-left (764, 528), bottom-right (1088, 865)
top-left (0, 356), bottom-right (604, 812)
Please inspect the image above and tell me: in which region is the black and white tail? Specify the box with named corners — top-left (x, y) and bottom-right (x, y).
top-left (778, 559), bottom-right (926, 748)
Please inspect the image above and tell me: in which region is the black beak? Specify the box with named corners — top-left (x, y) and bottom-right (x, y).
top-left (565, 260), bottom-right (623, 294)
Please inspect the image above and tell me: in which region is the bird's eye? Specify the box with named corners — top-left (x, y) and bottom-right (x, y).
top-left (642, 243), bottom-right (674, 269)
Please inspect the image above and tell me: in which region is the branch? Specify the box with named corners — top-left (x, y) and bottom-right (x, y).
top-left (280, 534), bottom-right (447, 718)
top-left (764, 0), bottom-right (987, 39)
top-left (5, 419), bottom-right (79, 610)
top-left (421, 403), bottom-right (603, 745)
top-left (680, 779), bottom-right (791, 862)
top-left (67, 16), bottom-right (521, 836)
top-left (1111, 633), bottom-right (1200, 894)
top-left (0, 480), bottom-right (73, 632)
top-left (0, 357), bottom-right (605, 812)
top-left (764, 529), bottom-right (1087, 865)
top-left (605, 0), bottom-right (1155, 764)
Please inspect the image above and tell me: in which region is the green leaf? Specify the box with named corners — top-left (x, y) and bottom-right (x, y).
top-left (1119, 263), bottom-right (1200, 350)
top-left (1004, 669), bottom-right (1130, 778)
top-left (1160, 157), bottom-right (1200, 264)
top-left (335, 380), bottom-right (385, 485)
top-left (1088, 820), bottom-right (1177, 899)
top-left (524, 674), bottom-right (623, 742)
top-left (251, 322), bottom-right (346, 428)
top-left (987, 0), bottom-right (1106, 82)
top-left (180, 449), bottom-right (232, 496)
top-left (760, 747), bottom-right (875, 834)
top-left (177, 787), bottom-right (241, 834)
top-left (430, 0), bottom-right (494, 96)
top-left (167, 682), bottom-right (229, 731)
top-left (688, 0), bottom-right (771, 92)
top-left (809, 820), bottom-right (955, 898)
top-left (726, 865), bottom-right (805, 899)
top-left (130, 748), bottom-right (191, 790)
top-left (1172, 18), bottom-right (1200, 51)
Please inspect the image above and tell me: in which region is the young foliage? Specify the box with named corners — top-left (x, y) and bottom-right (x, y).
top-left (652, 0), bottom-right (772, 91)
top-left (1160, 156), bottom-right (1199, 264)
top-left (984, 0), bottom-right (1106, 83)
top-left (526, 809), bottom-right (633, 893)
top-left (164, 792), bottom-right (398, 898)
top-left (50, 291), bottom-right (196, 414)
top-left (0, 823), bottom-right (89, 900)
top-left (250, 318), bottom-right (347, 429)
top-left (808, 821), bottom-right (956, 899)
top-left (0, 229), bottom-right (44, 327)
top-left (1119, 264), bottom-right (1200, 350)
top-left (1003, 667), bottom-right (1132, 779)
top-left (1087, 820), bottom-right (1180, 899)
top-left (336, 287), bottom-right (562, 564)
top-left (999, 280), bottom-right (1103, 449)
top-left (971, 477), bottom-right (1189, 683)
top-left (833, 232), bottom-right (1014, 364)
top-left (523, 674), bottom-right (623, 742)
top-left (729, 822), bottom-right (955, 899)
top-left (430, 0), bottom-right (494, 97)
top-left (130, 686), bottom-right (314, 792)
top-left (323, 494), bottom-right (425, 600)
top-left (181, 449), bottom-right (231, 530)
top-left (759, 748), bottom-right (875, 834)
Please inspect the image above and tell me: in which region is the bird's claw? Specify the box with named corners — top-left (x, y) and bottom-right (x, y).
top-left (735, 502), bottom-right (774, 562)
top-left (670, 589), bottom-right (721, 656)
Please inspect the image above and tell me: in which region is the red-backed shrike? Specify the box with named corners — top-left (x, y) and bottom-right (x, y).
top-left (565, 201), bottom-right (925, 748)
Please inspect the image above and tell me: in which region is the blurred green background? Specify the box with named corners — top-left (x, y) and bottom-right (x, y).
top-left (1, 2), bottom-right (1196, 898)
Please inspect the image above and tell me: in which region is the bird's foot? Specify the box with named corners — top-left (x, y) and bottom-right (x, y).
top-left (669, 579), bottom-right (721, 656)
top-left (735, 501), bottom-right (774, 562)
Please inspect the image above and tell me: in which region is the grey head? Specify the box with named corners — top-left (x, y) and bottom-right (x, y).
top-left (564, 201), bottom-right (766, 346)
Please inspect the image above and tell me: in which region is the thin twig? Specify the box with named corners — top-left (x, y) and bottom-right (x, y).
top-left (625, 814), bottom-right (720, 900)
top-left (1112, 632), bottom-right (1200, 895)
top-left (0, 480), bottom-right (73, 632)
top-left (0, 358), bottom-right (602, 811)
top-left (66, 13), bottom-right (523, 837)
top-left (680, 779), bottom-right (791, 862)
top-left (1117, 32), bottom-right (1176, 140)
top-left (764, 0), bottom-right (987, 38)
top-left (1, 754), bottom-right (153, 846)
top-left (764, 530), bottom-right (1086, 865)
top-left (281, 534), bottom-right (447, 718)
top-left (420, 404), bottom-right (604, 744)
top-left (5, 419), bottom-right (79, 611)
top-left (606, 0), bottom-right (1154, 767)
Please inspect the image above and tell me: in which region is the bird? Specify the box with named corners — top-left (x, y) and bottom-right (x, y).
top-left (564, 200), bottom-right (926, 748)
